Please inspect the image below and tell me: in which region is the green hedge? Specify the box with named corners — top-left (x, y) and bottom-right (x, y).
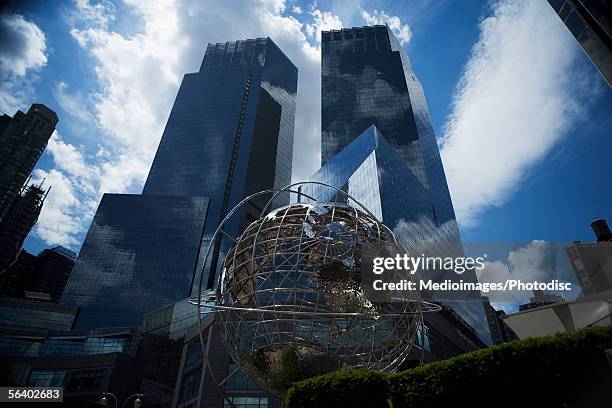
top-left (285, 326), bottom-right (612, 408)
top-left (285, 369), bottom-right (389, 407)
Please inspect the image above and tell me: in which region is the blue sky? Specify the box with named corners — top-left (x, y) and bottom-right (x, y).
top-left (0, 0), bottom-right (610, 258)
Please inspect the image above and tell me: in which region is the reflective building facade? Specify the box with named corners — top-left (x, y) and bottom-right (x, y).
top-left (0, 318), bottom-right (142, 405)
top-left (62, 37), bottom-right (297, 333)
top-left (322, 25), bottom-right (455, 226)
top-left (315, 26), bottom-right (491, 346)
top-left (173, 310), bottom-right (280, 408)
top-left (138, 298), bottom-right (199, 407)
top-left (301, 126), bottom-right (490, 350)
top-left (61, 194), bottom-right (209, 329)
top-left (547, 0), bottom-right (612, 87)
top-left (143, 37), bottom-right (298, 289)
top-left (0, 295), bottom-right (78, 332)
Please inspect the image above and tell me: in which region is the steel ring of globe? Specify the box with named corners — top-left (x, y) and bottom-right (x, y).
top-left (190, 182), bottom-right (433, 401)
top-left (193, 301), bottom-right (442, 315)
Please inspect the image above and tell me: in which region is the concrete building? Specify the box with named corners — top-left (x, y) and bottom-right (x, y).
top-left (566, 219), bottom-right (612, 296)
top-left (482, 296), bottom-right (518, 345)
top-left (0, 104), bottom-right (57, 223)
top-left (504, 219), bottom-right (612, 339)
top-left (0, 246), bottom-right (76, 302)
top-left (519, 290), bottom-right (565, 311)
top-left (0, 182), bottom-right (49, 272)
top-left (503, 289), bottom-right (612, 339)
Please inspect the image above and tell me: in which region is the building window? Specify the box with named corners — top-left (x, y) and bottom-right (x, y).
top-left (40, 338), bottom-right (84, 356)
top-left (29, 371), bottom-right (66, 387)
top-left (66, 368), bottom-right (107, 392)
top-left (224, 396), bottom-right (269, 408)
top-left (83, 336), bottom-right (129, 355)
top-left (416, 324), bottom-right (430, 352)
top-left (225, 362), bottom-right (261, 390)
top-left (0, 337), bottom-right (41, 357)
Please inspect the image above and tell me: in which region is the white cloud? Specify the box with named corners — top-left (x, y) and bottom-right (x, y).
top-left (71, 0), bottom-right (115, 28)
top-left (265, 0), bottom-right (287, 14)
top-left (440, 0), bottom-right (601, 228)
top-left (476, 241), bottom-right (579, 302)
top-left (53, 81), bottom-right (96, 123)
top-left (31, 168), bottom-right (84, 246)
top-left (32, 132), bottom-right (99, 246)
top-left (0, 13), bottom-right (47, 113)
top-left (0, 13), bottom-right (47, 77)
top-left (292, 5), bottom-right (303, 15)
top-left (306, 9), bottom-right (343, 42)
top-left (46, 132), bottom-right (94, 181)
top-left (0, 83), bottom-right (32, 117)
top-left (361, 9), bottom-right (412, 45)
top-left (37, 0), bottom-right (601, 251)
top-left (35, 0), bottom-right (603, 250)
top-left (35, 0), bottom-right (326, 247)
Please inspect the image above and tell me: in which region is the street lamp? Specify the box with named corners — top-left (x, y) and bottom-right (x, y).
top-left (100, 392), bottom-right (144, 408)
top-left (100, 393), bottom-right (116, 407)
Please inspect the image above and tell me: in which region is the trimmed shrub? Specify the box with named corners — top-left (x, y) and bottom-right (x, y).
top-left (389, 326), bottom-right (612, 408)
top-left (284, 327), bottom-right (612, 408)
top-left (285, 369), bottom-right (389, 408)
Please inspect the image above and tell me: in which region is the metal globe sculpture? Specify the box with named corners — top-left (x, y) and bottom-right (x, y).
top-left (192, 183), bottom-right (428, 397)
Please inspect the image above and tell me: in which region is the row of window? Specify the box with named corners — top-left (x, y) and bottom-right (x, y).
top-left (0, 334), bottom-right (133, 357)
top-left (29, 368), bottom-right (106, 391)
top-left (224, 396), bottom-right (269, 408)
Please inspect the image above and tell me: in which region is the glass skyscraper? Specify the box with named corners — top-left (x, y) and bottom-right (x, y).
top-left (322, 25), bottom-right (455, 228)
top-left (312, 25), bottom-right (491, 346)
top-left (143, 37), bottom-right (298, 289)
top-left (547, 0), bottom-right (611, 87)
top-left (61, 194), bottom-right (209, 329)
top-left (61, 37), bottom-right (298, 330)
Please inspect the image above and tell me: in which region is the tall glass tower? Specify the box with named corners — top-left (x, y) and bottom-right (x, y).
top-left (312, 25), bottom-right (491, 348)
top-left (62, 38), bottom-right (298, 329)
top-left (322, 25), bottom-right (455, 228)
top-left (547, 0), bottom-right (611, 87)
top-left (143, 37), bottom-right (298, 289)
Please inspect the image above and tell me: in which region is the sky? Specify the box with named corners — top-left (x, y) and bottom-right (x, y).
top-left (1, 0), bottom-right (610, 260)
